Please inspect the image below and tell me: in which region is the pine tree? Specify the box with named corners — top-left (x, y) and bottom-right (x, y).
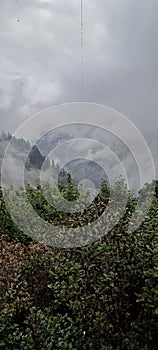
top-left (63, 172), bottom-right (79, 201)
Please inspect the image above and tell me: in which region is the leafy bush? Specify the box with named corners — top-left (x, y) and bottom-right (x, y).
top-left (0, 179), bottom-right (158, 349)
top-left (0, 187), bottom-right (30, 244)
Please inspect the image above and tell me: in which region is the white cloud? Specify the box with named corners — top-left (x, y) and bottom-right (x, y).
top-left (0, 0), bottom-right (157, 140)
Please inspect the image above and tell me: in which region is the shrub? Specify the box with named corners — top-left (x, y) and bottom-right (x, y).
top-left (0, 181), bottom-right (158, 349)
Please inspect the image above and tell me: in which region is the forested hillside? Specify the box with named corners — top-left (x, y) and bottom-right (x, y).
top-left (0, 131), bottom-right (58, 188)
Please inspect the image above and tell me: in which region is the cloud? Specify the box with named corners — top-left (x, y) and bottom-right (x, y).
top-left (0, 0), bottom-right (158, 145)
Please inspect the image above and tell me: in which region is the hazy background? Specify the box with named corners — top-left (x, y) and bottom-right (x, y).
top-left (0, 0), bottom-right (158, 135)
top-left (0, 0), bottom-right (158, 187)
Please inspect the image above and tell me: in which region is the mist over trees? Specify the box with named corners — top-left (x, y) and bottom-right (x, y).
top-left (0, 131), bottom-right (158, 349)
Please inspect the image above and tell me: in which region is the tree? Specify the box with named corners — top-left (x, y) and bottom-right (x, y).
top-left (100, 179), bottom-right (109, 199)
top-left (62, 172), bottom-right (79, 202)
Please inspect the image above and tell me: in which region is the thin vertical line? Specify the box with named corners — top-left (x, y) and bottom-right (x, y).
top-left (81, 0), bottom-right (85, 100)
top-left (81, 1), bottom-right (86, 338)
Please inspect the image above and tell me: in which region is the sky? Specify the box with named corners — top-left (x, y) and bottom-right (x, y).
top-left (0, 0), bottom-right (158, 139)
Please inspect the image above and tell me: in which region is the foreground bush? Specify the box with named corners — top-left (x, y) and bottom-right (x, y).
top-left (0, 180), bottom-right (158, 349)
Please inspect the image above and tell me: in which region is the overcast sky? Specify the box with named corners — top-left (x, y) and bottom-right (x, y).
top-left (0, 0), bottom-right (158, 138)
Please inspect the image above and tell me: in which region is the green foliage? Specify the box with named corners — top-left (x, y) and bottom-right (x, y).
top-left (59, 172), bottom-right (80, 202)
top-left (100, 179), bottom-right (110, 199)
top-left (0, 180), bottom-right (158, 348)
top-left (0, 187), bottom-right (30, 244)
top-left (25, 179), bottom-right (110, 228)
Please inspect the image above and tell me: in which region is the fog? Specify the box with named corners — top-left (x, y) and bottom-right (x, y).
top-left (0, 0), bottom-right (158, 185)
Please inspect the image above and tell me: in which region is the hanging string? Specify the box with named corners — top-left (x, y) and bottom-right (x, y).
top-left (80, 5), bottom-right (87, 340)
top-left (80, 0), bottom-right (85, 100)
top-left (81, 0), bottom-right (84, 65)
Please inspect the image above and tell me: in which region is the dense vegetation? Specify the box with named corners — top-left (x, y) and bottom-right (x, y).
top-left (0, 176), bottom-right (158, 349)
